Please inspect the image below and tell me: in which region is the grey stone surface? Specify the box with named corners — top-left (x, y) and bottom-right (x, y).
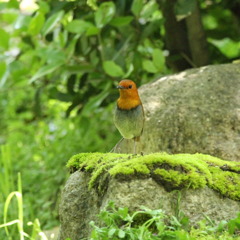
top-left (58, 172), bottom-right (240, 240)
top-left (117, 63), bottom-right (240, 161)
top-left (58, 171), bottom-right (99, 240)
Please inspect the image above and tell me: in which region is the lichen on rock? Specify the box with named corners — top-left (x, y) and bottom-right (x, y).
top-left (66, 152), bottom-right (240, 200)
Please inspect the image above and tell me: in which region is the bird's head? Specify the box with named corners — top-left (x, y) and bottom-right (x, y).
top-left (116, 79), bottom-right (141, 110)
top-left (117, 79), bottom-right (137, 92)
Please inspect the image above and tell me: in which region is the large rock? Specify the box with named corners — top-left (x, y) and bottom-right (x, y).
top-left (58, 152), bottom-right (240, 240)
top-left (58, 64), bottom-right (240, 240)
top-left (58, 172), bottom-right (99, 240)
top-left (118, 63), bottom-right (240, 161)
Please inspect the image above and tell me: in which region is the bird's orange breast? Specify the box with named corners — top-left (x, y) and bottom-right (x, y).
top-left (117, 97), bottom-right (142, 110)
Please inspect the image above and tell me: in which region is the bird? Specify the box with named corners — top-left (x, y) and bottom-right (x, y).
top-left (113, 79), bottom-right (144, 154)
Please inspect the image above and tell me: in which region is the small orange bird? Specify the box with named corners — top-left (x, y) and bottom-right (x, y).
top-left (113, 79), bottom-right (144, 154)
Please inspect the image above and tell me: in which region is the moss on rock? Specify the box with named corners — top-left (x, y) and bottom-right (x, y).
top-left (66, 152), bottom-right (240, 200)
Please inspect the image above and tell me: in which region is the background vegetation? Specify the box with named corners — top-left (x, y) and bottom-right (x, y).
top-left (0, 0), bottom-right (239, 238)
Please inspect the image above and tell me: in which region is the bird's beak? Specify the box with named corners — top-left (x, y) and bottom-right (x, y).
top-left (116, 85), bottom-right (125, 89)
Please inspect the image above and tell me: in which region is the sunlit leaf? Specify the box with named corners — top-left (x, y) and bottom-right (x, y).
top-left (103, 61), bottom-right (124, 77)
top-left (131, 0), bottom-right (143, 17)
top-left (28, 12), bottom-right (45, 35)
top-left (42, 10), bottom-right (64, 36)
top-left (14, 14), bottom-right (31, 30)
top-left (38, 1), bottom-right (50, 14)
top-left (208, 38), bottom-right (240, 58)
top-left (1, 11), bottom-right (18, 24)
top-left (9, 61), bottom-right (28, 83)
top-left (153, 48), bottom-right (165, 71)
top-left (87, 0), bottom-right (98, 10)
top-left (0, 61), bottom-right (7, 87)
top-left (95, 1), bottom-right (115, 28)
top-left (142, 59), bottom-right (158, 73)
top-left (108, 228), bottom-right (116, 238)
top-left (123, 63), bottom-right (134, 78)
top-left (140, 0), bottom-right (158, 20)
top-left (118, 229), bottom-right (126, 238)
top-left (0, 29), bottom-right (9, 50)
top-left (86, 26), bottom-right (99, 36)
top-left (7, 0), bottom-right (19, 9)
top-left (65, 20), bottom-right (95, 34)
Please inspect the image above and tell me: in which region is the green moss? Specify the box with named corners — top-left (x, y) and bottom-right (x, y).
top-left (66, 152), bottom-right (240, 200)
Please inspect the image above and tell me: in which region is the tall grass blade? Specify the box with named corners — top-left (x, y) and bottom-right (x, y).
top-left (2, 173), bottom-right (26, 240)
top-left (0, 145), bottom-right (14, 200)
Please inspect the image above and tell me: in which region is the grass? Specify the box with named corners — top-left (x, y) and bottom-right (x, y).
top-left (0, 168), bottom-right (239, 240)
top-left (0, 145), bottom-right (14, 204)
top-left (89, 201), bottom-right (240, 240)
top-left (1, 190), bottom-right (240, 240)
top-left (0, 173), bottom-right (48, 240)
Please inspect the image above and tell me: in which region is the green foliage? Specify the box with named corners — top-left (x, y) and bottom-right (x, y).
top-left (89, 202), bottom-right (240, 240)
top-left (0, 0), bottom-right (240, 238)
top-left (0, 0), bottom-right (168, 119)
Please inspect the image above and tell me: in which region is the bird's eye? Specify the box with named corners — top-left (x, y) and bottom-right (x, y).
top-left (128, 85), bottom-right (132, 89)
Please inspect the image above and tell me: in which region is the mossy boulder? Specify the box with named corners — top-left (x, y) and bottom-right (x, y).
top-left (117, 63), bottom-right (240, 160)
top-left (58, 152), bottom-right (240, 240)
top-left (58, 63), bottom-right (240, 240)
top-left (67, 152), bottom-right (240, 200)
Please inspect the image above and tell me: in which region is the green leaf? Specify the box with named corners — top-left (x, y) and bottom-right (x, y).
top-left (110, 16), bottom-right (133, 27)
top-left (14, 15), bottom-right (31, 30)
top-left (95, 2), bottom-right (115, 28)
top-left (42, 10), bottom-right (64, 36)
top-left (87, 0), bottom-right (98, 10)
top-left (65, 64), bottom-right (94, 74)
top-left (7, 0), bottom-right (19, 9)
top-left (103, 61), bottom-right (124, 77)
top-left (0, 29), bottom-right (9, 50)
top-left (140, 0), bottom-right (158, 20)
top-left (28, 12), bottom-right (45, 35)
top-left (108, 228), bottom-right (117, 238)
top-left (131, 0), bottom-right (143, 17)
top-left (29, 61), bottom-right (64, 83)
top-left (0, 62), bottom-right (7, 87)
top-left (38, 1), bottom-right (50, 14)
top-left (118, 229), bottom-right (126, 238)
top-left (65, 20), bottom-right (95, 34)
top-left (208, 38), bottom-right (240, 58)
top-left (123, 63), bottom-right (134, 78)
top-left (81, 83), bottom-right (111, 116)
top-left (152, 49), bottom-right (165, 70)
top-left (1, 11), bottom-right (18, 24)
top-left (86, 26), bottom-right (99, 36)
top-left (65, 34), bottom-right (80, 60)
top-left (175, 0), bottom-right (197, 21)
top-left (142, 59), bottom-right (158, 73)
top-left (49, 87), bottom-right (73, 102)
top-left (117, 207), bottom-right (129, 219)
top-left (9, 61), bottom-right (28, 83)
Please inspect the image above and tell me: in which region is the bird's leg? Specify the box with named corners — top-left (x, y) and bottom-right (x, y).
top-left (133, 136), bottom-right (141, 155)
top-left (110, 137), bottom-right (124, 153)
top-left (134, 138), bottom-right (136, 155)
